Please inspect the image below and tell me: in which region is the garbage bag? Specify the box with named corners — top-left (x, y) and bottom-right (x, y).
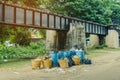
top-left (67, 57), bottom-right (75, 67)
top-left (64, 51), bottom-right (71, 58)
top-left (70, 51), bottom-right (76, 56)
top-left (57, 52), bottom-right (64, 59)
top-left (49, 51), bottom-right (58, 67)
top-left (83, 58), bottom-right (92, 64)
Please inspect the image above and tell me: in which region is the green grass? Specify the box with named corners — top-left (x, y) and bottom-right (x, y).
top-left (0, 59), bottom-right (31, 69)
top-left (86, 47), bottom-right (120, 58)
top-left (1, 47), bottom-right (120, 69)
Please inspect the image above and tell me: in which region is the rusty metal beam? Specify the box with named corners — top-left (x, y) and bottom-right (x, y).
top-left (40, 12), bottom-right (42, 27)
top-left (60, 17), bottom-right (61, 29)
top-left (47, 14), bottom-right (49, 28)
top-left (0, 2), bottom-right (108, 35)
top-left (14, 7), bottom-right (16, 23)
top-left (54, 15), bottom-right (56, 29)
top-left (2, 2), bottom-right (5, 21)
top-left (0, 22), bottom-right (67, 31)
top-left (24, 9), bottom-right (26, 24)
top-left (32, 10), bottom-right (35, 25)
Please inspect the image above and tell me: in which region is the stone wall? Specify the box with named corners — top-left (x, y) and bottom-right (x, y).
top-left (46, 23), bottom-right (87, 52)
top-left (89, 34), bottom-right (99, 46)
top-left (66, 23), bottom-right (87, 52)
top-left (105, 30), bottom-right (119, 48)
top-left (46, 30), bottom-right (67, 51)
top-left (46, 30), bottom-right (58, 51)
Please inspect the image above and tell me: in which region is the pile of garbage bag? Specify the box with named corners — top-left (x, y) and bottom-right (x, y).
top-left (31, 49), bottom-right (92, 69)
top-left (49, 49), bottom-right (85, 68)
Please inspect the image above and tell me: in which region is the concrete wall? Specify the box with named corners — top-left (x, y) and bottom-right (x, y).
top-left (46, 23), bottom-right (87, 52)
top-left (46, 30), bottom-right (58, 51)
top-left (46, 27), bottom-right (119, 51)
top-left (66, 23), bottom-right (87, 52)
top-left (105, 30), bottom-right (119, 48)
top-left (89, 34), bottom-right (99, 46)
top-left (46, 30), bottom-right (67, 51)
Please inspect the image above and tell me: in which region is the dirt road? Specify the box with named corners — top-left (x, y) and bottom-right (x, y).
top-left (0, 51), bottom-right (120, 80)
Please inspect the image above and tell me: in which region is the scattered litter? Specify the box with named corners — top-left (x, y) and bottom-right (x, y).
top-left (68, 68), bottom-right (77, 73)
top-left (13, 72), bottom-right (20, 74)
top-left (44, 68), bottom-right (53, 73)
top-left (56, 68), bottom-right (65, 74)
top-left (84, 69), bottom-right (88, 72)
top-left (44, 68), bottom-right (66, 74)
top-left (3, 59), bottom-right (8, 62)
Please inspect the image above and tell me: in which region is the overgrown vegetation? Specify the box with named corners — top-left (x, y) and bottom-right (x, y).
top-left (0, 40), bottom-right (46, 61)
top-left (86, 47), bottom-right (120, 58)
top-left (87, 44), bottom-right (108, 51)
top-left (0, 25), bottom-right (31, 45)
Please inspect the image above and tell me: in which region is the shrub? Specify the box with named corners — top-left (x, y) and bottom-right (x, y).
top-left (0, 40), bottom-right (46, 60)
top-left (95, 44), bottom-right (107, 49)
top-left (87, 44), bottom-right (107, 50)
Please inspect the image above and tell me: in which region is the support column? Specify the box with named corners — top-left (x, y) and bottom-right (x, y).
top-left (46, 23), bottom-right (87, 52)
top-left (89, 34), bottom-right (99, 46)
top-left (46, 30), bottom-right (67, 51)
top-left (66, 23), bottom-right (87, 52)
top-left (105, 30), bottom-right (119, 48)
top-left (57, 31), bottom-right (67, 50)
top-left (46, 30), bottom-right (58, 51)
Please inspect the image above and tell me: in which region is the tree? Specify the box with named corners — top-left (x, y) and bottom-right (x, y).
top-left (111, 2), bottom-right (120, 24)
top-left (0, 25), bottom-right (12, 43)
top-left (51, 0), bottom-right (114, 25)
top-left (6, 0), bottom-right (120, 25)
top-left (9, 27), bottom-right (31, 45)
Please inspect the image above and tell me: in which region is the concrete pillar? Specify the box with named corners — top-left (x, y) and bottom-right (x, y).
top-left (46, 23), bottom-right (87, 52)
top-left (46, 30), bottom-right (58, 51)
top-left (46, 30), bottom-right (67, 51)
top-left (57, 31), bottom-right (67, 50)
top-left (89, 34), bottom-right (99, 46)
top-left (105, 30), bottom-right (119, 48)
top-left (66, 23), bottom-right (87, 52)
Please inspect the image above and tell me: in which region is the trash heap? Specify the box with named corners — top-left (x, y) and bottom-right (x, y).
top-left (31, 49), bottom-right (91, 69)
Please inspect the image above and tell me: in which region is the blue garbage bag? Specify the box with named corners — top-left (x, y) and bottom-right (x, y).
top-left (63, 51), bottom-right (71, 58)
top-left (70, 51), bottom-right (76, 56)
top-left (49, 51), bottom-right (58, 67)
top-left (57, 51), bottom-right (64, 59)
top-left (67, 57), bottom-right (75, 67)
top-left (84, 58), bottom-right (92, 64)
top-left (76, 50), bottom-right (84, 63)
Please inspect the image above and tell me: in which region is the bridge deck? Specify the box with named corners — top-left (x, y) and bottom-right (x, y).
top-left (0, 1), bottom-right (107, 35)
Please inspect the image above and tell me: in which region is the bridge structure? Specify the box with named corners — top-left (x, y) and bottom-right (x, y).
top-left (0, 1), bottom-right (120, 50)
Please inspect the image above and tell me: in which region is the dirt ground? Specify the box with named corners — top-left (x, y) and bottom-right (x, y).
top-left (0, 50), bottom-right (120, 80)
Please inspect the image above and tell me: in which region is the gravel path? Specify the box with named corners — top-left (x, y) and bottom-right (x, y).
top-left (0, 51), bottom-right (120, 80)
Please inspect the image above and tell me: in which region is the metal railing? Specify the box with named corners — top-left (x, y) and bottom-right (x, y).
top-left (0, 1), bottom-right (108, 35)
